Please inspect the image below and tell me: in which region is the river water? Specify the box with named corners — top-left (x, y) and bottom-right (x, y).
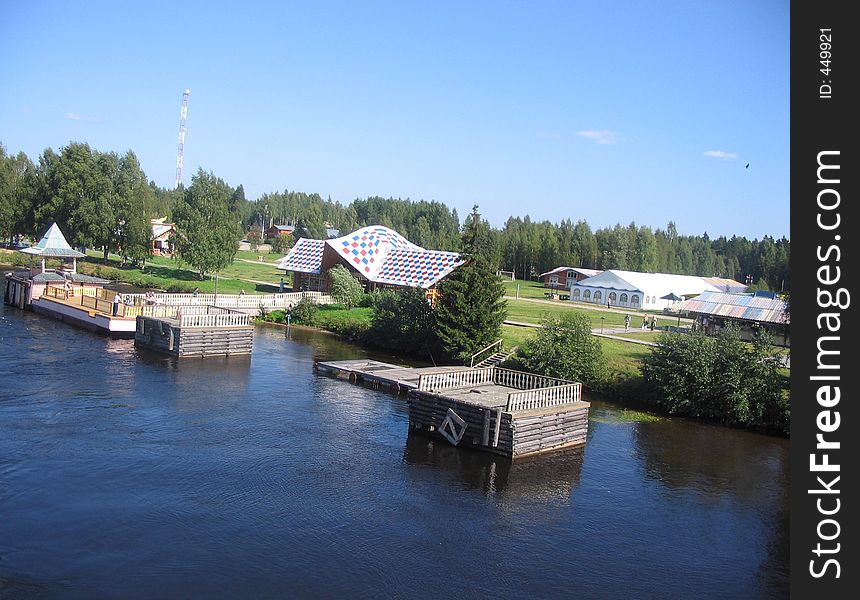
top-left (0, 302), bottom-right (789, 599)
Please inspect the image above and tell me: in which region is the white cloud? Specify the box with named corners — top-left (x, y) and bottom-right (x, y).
top-left (703, 150), bottom-right (738, 160)
top-left (577, 129), bottom-right (621, 145)
top-left (65, 112), bottom-right (101, 122)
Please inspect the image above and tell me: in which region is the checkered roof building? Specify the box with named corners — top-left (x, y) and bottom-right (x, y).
top-left (277, 226), bottom-right (463, 288)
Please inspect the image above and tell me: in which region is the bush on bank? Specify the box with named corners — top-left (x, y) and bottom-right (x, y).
top-left (641, 325), bottom-right (789, 435)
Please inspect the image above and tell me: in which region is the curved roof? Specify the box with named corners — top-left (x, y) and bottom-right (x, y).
top-left (277, 225), bottom-right (464, 288)
top-left (277, 238), bottom-right (325, 274)
top-left (327, 226), bottom-right (420, 278)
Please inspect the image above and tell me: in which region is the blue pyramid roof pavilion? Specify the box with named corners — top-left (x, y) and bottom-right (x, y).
top-left (20, 223), bottom-right (86, 258)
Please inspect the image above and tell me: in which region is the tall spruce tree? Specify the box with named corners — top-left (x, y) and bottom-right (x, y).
top-left (434, 206), bottom-right (506, 362)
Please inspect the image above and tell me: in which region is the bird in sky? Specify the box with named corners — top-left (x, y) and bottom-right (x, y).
top-left (745, 163), bottom-right (750, 169)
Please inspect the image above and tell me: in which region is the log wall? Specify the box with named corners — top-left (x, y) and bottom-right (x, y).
top-left (510, 405), bottom-right (589, 457)
top-left (134, 316), bottom-right (253, 357)
top-left (407, 391), bottom-right (514, 457)
top-left (408, 390), bottom-right (590, 458)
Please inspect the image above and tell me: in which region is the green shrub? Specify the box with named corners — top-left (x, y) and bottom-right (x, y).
top-left (514, 312), bottom-right (606, 388)
top-left (327, 264), bottom-right (364, 309)
top-left (641, 325), bottom-right (789, 434)
top-left (292, 296), bottom-right (319, 325)
top-left (364, 288), bottom-right (438, 357)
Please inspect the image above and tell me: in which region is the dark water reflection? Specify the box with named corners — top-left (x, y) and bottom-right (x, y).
top-left (0, 301), bottom-right (788, 599)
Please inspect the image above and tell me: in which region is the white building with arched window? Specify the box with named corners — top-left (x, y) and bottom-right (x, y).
top-left (568, 269), bottom-right (744, 311)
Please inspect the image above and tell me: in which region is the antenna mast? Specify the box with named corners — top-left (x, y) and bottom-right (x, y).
top-left (174, 89), bottom-right (190, 189)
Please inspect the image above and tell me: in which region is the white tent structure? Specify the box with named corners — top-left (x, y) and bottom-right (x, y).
top-left (568, 269), bottom-right (737, 311)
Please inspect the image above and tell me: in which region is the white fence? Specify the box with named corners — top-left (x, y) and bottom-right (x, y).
top-left (491, 368), bottom-right (570, 390)
top-left (178, 311), bottom-right (250, 328)
top-left (418, 368), bottom-right (495, 392)
top-left (416, 366), bottom-right (583, 413)
top-left (124, 291), bottom-right (333, 311)
top-left (505, 383), bottom-right (582, 412)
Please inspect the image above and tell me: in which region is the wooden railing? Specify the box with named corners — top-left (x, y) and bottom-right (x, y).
top-left (417, 366), bottom-right (583, 412)
top-left (469, 339), bottom-right (503, 367)
top-left (492, 368), bottom-right (570, 390)
top-left (505, 383), bottom-right (582, 412)
top-left (418, 368), bottom-right (495, 391)
top-left (81, 294), bottom-right (115, 314)
top-left (179, 309), bottom-right (250, 328)
top-left (44, 285), bottom-right (98, 300)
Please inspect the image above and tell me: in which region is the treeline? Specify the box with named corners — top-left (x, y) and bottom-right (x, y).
top-left (493, 218), bottom-right (790, 292)
top-left (1, 142), bottom-right (154, 265)
top-left (1, 141), bottom-right (789, 292)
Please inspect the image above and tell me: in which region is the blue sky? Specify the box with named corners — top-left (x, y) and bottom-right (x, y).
top-left (1, 0), bottom-right (789, 239)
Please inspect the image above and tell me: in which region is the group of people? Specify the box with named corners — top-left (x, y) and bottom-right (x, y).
top-left (623, 314), bottom-right (658, 332)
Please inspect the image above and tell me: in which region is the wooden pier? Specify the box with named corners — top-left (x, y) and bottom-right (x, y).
top-left (314, 360), bottom-right (590, 458)
top-left (134, 306), bottom-right (254, 357)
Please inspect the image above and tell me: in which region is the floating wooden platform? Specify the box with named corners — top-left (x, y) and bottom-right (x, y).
top-left (314, 360), bottom-right (590, 459)
top-left (134, 307), bottom-right (253, 358)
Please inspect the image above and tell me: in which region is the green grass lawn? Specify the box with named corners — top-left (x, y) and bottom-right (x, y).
top-left (504, 298), bottom-right (677, 329)
top-left (502, 279), bottom-right (552, 299)
top-left (77, 251), bottom-right (291, 293)
top-left (314, 305), bottom-right (373, 330)
top-left (600, 337), bottom-right (652, 378)
top-left (500, 324), bottom-right (537, 350)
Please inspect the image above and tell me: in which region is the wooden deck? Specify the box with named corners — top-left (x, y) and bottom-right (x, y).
top-left (134, 307), bottom-right (254, 358)
top-left (314, 360), bottom-right (467, 394)
top-left (30, 295), bottom-right (137, 335)
top-left (314, 360), bottom-right (590, 458)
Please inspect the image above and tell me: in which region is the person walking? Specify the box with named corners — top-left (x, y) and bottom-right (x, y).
top-left (624, 314), bottom-right (631, 332)
top-left (650, 315), bottom-right (657, 331)
top-left (642, 316), bottom-right (648, 330)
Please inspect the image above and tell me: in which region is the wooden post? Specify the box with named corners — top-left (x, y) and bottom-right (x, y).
top-left (492, 408), bottom-right (502, 447)
top-left (482, 409), bottom-right (491, 446)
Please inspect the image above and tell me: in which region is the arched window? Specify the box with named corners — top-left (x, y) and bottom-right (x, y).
top-left (583, 290), bottom-right (592, 299)
top-left (609, 292), bottom-right (617, 303)
top-left (620, 293), bottom-right (628, 303)
top-left (631, 295), bottom-right (640, 305)
top-left (572, 288), bottom-right (581, 299)
top-left (594, 291), bottom-right (602, 302)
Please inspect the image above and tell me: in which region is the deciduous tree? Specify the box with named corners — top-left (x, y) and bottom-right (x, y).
top-left (172, 169), bottom-right (241, 278)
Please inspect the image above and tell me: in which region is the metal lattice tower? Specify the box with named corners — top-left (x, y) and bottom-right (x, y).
top-left (174, 89), bottom-right (190, 189)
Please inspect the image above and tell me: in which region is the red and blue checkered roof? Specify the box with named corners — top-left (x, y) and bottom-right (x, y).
top-left (375, 247), bottom-right (463, 288)
top-left (276, 238), bottom-right (325, 274)
top-left (277, 225), bottom-right (463, 288)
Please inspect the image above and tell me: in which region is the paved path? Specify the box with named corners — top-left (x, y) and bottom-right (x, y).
top-left (504, 295), bottom-right (694, 323)
top-left (503, 320), bottom-right (663, 346)
top-left (237, 257), bottom-right (282, 267)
